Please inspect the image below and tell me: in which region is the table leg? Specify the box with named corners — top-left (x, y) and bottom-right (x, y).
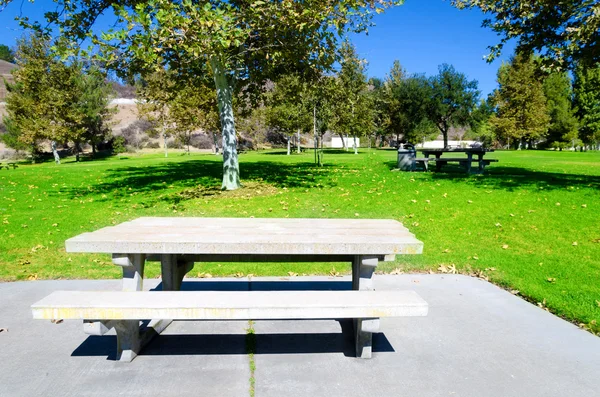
top-left (352, 255), bottom-right (379, 358)
top-left (161, 254), bottom-right (195, 291)
top-left (466, 153), bottom-right (472, 173)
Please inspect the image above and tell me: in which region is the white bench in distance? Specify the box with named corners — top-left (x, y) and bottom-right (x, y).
top-left (32, 290), bottom-right (429, 362)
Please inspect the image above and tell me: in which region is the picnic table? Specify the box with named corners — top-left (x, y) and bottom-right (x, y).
top-left (421, 148), bottom-right (497, 173)
top-left (32, 217), bottom-right (427, 362)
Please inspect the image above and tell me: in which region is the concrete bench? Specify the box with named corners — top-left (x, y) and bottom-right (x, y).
top-left (432, 158), bottom-right (498, 173)
top-left (414, 158), bottom-right (431, 171)
top-left (32, 290), bottom-right (428, 362)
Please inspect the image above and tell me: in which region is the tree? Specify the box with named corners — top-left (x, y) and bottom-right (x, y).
top-left (265, 75), bottom-right (311, 156)
top-left (331, 41), bottom-right (373, 154)
top-left (490, 52), bottom-right (550, 149)
top-left (466, 97), bottom-right (496, 147)
top-left (428, 64), bottom-right (480, 148)
top-left (368, 77), bottom-right (386, 148)
top-left (542, 71), bottom-right (579, 149)
top-left (382, 60), bottom-right (407, 144)
top-left (3, 0), bottom-right (403, 189)
top-left (138, 70), bottom-right (220, 156)
top-left (573, 63), bottom-right (600, 149)
top-left (3, 34), bottom-right (86, 163)
top-left (0, 44), bottom-right (14, 63)
top-left (452, 0), bottom-right (600, 69)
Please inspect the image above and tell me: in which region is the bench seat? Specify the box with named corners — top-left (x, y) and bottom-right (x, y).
top-left (32, 290), bottom-right (428, 361)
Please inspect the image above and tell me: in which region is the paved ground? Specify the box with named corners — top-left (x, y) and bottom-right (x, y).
top-left (1, 275), bottom-right (599, 396)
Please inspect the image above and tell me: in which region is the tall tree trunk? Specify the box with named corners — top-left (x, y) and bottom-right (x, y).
top-left (210, 57), bottom-right (240, 190)
top-left (287, 136), bottom-right (291, 155)
top-left (51, 141), bottom-right (60, 164)
top-left (297, 129), bottom-right (301, 154)
top-left (338, 132), bottom-right (347, 150)
top-left (353, 135), bottom-right (358, 154)
top-left (162, 119), bottom-right (168, 158)
top-left (443, 130), bottom-right (449, 149)
top-left (74, 141), bottom-right (81, 162)
top-left (313, 106), bottom-right (317, 165)
top-left (345, 134), bottom-right (349, 151)
top-left (91, 143), bottom-right (96, 157)
top-left (212, 131), bottom-right (220, 155)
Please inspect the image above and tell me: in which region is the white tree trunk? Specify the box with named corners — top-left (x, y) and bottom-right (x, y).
top-left (353, 135), bottom-right (358, 155)
top-left (162, 130), bottom-right (168, 158)
top-left (211, 58), bottom-right (240, 190)
top-left (339, 133), bottom-right (347, 150)
top-left (51, 141), bottom-right (60, 164)
top-left (345, 134), bottom-right (349, 151)
top-left (287, 137), bottom-right (291, 155)
top-left (212, 131), bottom-right (220, 155)
top-left (297, 129), bottom-right (301, 154)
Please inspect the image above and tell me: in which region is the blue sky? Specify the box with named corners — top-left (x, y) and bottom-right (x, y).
top-left (0, 0), bottom-right (515, 97)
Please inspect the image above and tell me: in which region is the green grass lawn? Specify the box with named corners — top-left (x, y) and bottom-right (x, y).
top-left (1, 148), bottom-right (599, 332)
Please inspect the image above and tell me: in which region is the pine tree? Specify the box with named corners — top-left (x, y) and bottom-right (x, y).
top-left (331, 41), bottom-right (373, 154)
top-left (491, 52), bottom-right (549, 149)
top-left (542, 71), bottom-right (578, 149)
top-left (573, 63), bottom-right (600, 149)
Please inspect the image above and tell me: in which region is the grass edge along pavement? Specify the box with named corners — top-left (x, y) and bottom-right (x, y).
top-left (0, 149), bottom-right (599, 335)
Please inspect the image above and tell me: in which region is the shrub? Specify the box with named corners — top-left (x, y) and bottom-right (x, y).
top-left (112, 136), bottom-right (126, 154)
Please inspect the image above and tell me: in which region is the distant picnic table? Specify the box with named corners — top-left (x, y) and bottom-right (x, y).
top-left (420, 148), bottom-right (497, 173)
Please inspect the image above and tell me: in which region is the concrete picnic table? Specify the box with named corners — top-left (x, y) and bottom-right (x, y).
top-left (421, 148), bottom-right (497, 173)
top-left (39, 217), bottom-right (425, 361)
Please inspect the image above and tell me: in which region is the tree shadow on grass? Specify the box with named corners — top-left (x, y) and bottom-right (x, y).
top-left (385, 161), bottom-right (600, 192)
top-left (63, 159), bottom-right (337, 203)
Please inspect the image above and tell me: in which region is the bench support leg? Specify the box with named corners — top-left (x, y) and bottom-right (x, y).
top-left (354, 318), bottom-right (380, 359)
top-left (114, 320), bottom-right (142, 362)
top-left (84, 254), bottom-right (146, 335)
top-left (352, 256), bottom-right (379, 358)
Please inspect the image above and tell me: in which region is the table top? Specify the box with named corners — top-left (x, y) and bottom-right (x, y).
top-left (65, 217), bottom-right (423, 256)
top-left (420, 148), bottom-right (494, 153)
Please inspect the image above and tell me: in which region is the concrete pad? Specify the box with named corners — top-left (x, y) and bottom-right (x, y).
top-left (253, 275), bottom-right (600, 397)
top-left (2, 275), bottom-right (600, 397)
top-left (0, 279), bottom-right (250, 397)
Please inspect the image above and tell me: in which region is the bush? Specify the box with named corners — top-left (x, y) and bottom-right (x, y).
top-left (166, 137), bottom-right (184, 149)
top-left (145, 141), bottom-right (160, 149)
top-left (112, 136), bottom-right (126, 154)
top-left (190, 133), bottom-right (213, 149)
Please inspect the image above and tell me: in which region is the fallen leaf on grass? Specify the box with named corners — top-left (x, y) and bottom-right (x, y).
top-left (438, 264), bottom-right (457, 274)
top-left (329, 267), bottom-right (340, 277)
top-left (547, 278), bottom-right (556, 283)
top-left (389, 268), bottom-right (404, 275)
top-left (595, 300), bottom-right (600, 308)
top-left (197, 273), bottom-right (213, 278)
top-left (581, 204), bottom-right (587, 208)
top-left (287, 271), bottom-right (298, 277)
top-left (572, 242), bottom-right (578, 246)
top-left (510, 290), bottom-right (520, 295)
top-left (502, 244), bottom-right (509, 249)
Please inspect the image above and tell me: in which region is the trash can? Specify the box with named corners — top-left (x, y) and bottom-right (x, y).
top-left (397, 144), bottom-right (416, 171)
